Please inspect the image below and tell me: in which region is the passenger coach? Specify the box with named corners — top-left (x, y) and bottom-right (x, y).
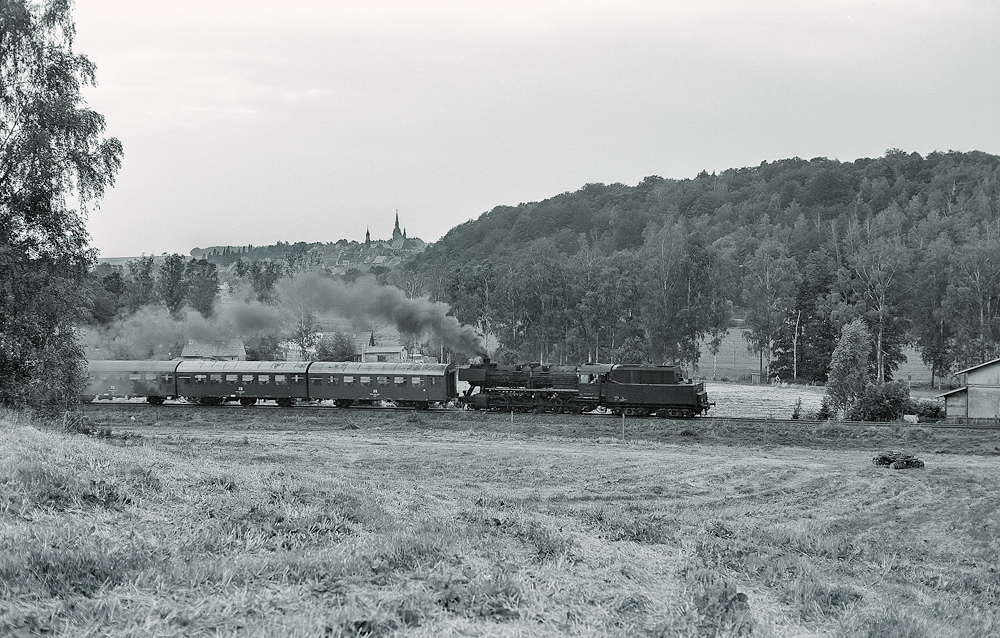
top-left (308, 362), bottom-right (456, 409)
top-left (83, 360), bottom-right (459, 408)
top-left (84, 360), bottom-right (180, 404)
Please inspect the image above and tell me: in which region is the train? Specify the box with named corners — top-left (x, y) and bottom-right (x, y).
top-left (84, 360), bottom-right (457, 410)
top-left (459, 361), bottom-right (712, 417)
top-left (83, 359), bottom-right (712, 417)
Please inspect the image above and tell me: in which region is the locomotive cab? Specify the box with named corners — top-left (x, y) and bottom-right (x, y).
top-left (576, 363), bottom-right (612, 401)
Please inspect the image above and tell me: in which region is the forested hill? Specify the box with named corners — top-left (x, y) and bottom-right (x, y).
top-left (407, 149), bottom-right (1000, 381)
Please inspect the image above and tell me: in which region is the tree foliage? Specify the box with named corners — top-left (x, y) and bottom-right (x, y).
top-left (156, 253), bottom-right (188, 317)
top-left (409, 149), bottom-right (1000, 376)
top-left (123, 255), bottom-right (155, 311)
top-left (826, 319), bottom-right (873, 416)
top-left (235, 258), bottom-right (284, 304)
top-left (0, 0), bottom-right (122, 407)
top-left (315, 332), bottom-right (357, 361)
top-left (184, 257), bottom-right (219, 318)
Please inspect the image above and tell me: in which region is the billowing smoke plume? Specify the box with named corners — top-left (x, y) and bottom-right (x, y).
top-left (83, 273), bottom-right (486, 360)
top-left (287, 273), bottom-right (487, 358)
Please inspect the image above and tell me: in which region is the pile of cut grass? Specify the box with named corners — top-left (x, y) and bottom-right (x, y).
top-left (2, 408), bottom-right (999, 637)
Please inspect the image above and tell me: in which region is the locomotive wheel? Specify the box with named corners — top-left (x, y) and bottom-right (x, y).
top-left (146, 396), bottom-right (165, 406)
top-left (240, 397), bottom-right (258, 407)
top-left (276, 397), bottom-right (293, 408)
top-left (334, 399), bottom-right (354, 409)
top-left (656, 409), bottom-right (668, 418)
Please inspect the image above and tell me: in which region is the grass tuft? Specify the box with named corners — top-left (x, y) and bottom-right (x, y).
top-left (835, 607), bottom-right (928, 638)
top-left (436, 572), bottom-right (523, 621)
top-left (781, 575), bottom-right (863, 620)
top-left (679, 564), bottom-right (754, 636)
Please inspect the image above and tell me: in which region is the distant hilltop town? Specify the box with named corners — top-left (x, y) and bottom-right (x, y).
top-left (102, 212), bottom-right (426, 274)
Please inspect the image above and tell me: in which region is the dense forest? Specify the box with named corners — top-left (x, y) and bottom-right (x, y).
top-left (400, 150), bottom-right (1000, 384)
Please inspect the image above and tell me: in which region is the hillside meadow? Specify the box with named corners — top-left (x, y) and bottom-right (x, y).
top-left (2, 407), bottom-right (998, 637)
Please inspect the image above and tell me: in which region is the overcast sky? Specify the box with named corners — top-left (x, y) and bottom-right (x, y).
top-left (73, 0), bottom-right (999, 258)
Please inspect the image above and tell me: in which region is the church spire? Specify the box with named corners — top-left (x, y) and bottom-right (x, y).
top-left (392, 209), bottom-right (402, 240)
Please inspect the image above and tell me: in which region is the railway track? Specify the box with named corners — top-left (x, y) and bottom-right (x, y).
top-left (78, 401), bottom-right (1000, 431)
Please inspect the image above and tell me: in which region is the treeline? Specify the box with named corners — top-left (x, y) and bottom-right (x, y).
top-left (85, 255), bottom-right (221, 325)
top-left (404, 150), bottom-right (1000, 383)
top-left (194, 240), bottom-right (331, 268)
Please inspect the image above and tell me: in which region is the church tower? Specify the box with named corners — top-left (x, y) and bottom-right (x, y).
top-left (365, 227), bottom-right (370, 247)
top-left (392, 210), bottom-right (402, 241)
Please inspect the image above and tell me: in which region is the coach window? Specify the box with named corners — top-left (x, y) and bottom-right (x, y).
top-left (326, 375), bottom-right (338, 386)
top-left (130, 372), bottom-right (141, 381)
top-left (310, 376), bottom-right (323, 386)
top-left (430, 377), bottom-right (439, 386)
top-left (162, 373), bottom-right (173, 383)
top-left (360, 376), bottom-right (371, 386)
top-left (275, 375), bottom-right (287, 386)
top-left (412, 377), bottom-right (423, 387)
top-left (195, 374), bottom-right (207, 385)
top-left (210, 374), bottom-right (223, 384)
top-left (242, 374), bottom-right (255, 385)
top-left (394, 376), bottom-right (406, 387)
top-left (226, 374), bottom-right (238, 383)
top-left (343, 376), bottom-right (354, 386)
top-left (178, 375), bottom-right (191, 385)
top-left (377, 376), bottom-right (389, 386)
top-left (258, 375), bottom-right (271, 386)
top-left (292, 374), bottom-right (304, 385)
top-left (145, 373), bottom-right (157, 381)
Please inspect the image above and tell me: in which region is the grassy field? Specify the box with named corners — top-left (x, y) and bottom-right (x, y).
top-left (2, 406), bottom-right (998, 637)
top-left (698, 329), bottom-right (935, 387)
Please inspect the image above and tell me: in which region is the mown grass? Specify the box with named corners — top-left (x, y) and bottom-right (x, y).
top-left (2, 407), bottom-right (999, 637)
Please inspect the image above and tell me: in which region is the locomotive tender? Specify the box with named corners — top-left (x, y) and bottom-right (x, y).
top-left (84, 359), bottom-right (712, 417)
top-left (459, 361), bottom-right (712, 417)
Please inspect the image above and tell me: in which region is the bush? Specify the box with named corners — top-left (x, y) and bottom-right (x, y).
top-left (906, 398), bottom-right (944, 420)
top-left (848, 382), bottom-right (910, 421)
top-left (815, 397), bottom-right (834, 420)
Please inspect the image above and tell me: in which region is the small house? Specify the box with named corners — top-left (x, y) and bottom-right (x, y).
top-left (938, 358), bottom-right (1000, 419)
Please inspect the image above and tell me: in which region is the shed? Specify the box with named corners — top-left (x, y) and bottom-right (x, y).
top-left (938, 358), bottom-right (1000, 419)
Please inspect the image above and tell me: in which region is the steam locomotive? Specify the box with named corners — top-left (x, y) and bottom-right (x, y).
top-left (458, 361), bottom-right (712, 417)
top-left (83, 359), bottom-right (712, 417)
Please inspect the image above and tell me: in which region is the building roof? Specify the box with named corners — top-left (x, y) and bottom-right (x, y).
top-left (365, 345), bottom-right (407, 354)
top-left (181, 339), bottom-right (246, 360)
top-left (954, 357), bottom-right (1000, 375)
top-left (936, 386), bottom-right (968, 398)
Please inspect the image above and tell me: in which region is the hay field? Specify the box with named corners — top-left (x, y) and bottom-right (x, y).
top-left (2, 408), bottom-right (998, 637)
top-left (698, 329), bottom-right (935, 387)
